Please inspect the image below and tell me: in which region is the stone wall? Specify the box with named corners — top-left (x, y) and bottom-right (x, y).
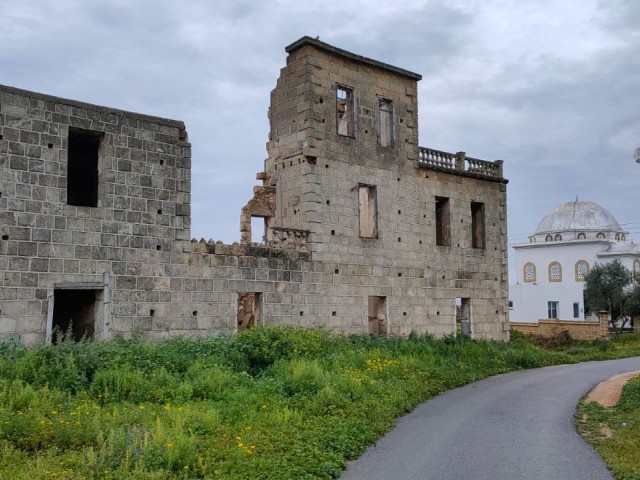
top-left (510, 311), bottom-right (610, 340)
top-left (0, 36), bottom-right (510, 345)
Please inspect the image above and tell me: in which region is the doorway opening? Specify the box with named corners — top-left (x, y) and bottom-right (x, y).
top-left (52, 289), bottom-right (99, 342)
top-left (456, 297), bottom-right (472, 337)
top-left (368, 296), bottom-right (387, 335)
top-left (237, 292), bottom-right (262, 330)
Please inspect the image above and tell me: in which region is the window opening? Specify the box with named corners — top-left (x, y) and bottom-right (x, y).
top-left (456, 297), bottom-right (472, 337)
top-left (573, 302), bottom-right (580, 319)
top-left (554, 234), bottom-right (562, 241)
top-left (523, 262), bottom-right (536, 282)
top-left (368, 296), bottom-right (387, 335)
top-left (597, 232), bottom-right (605, 239)
top-left (548, 301), bottom-right (559, 319)
top-left (377, 97), bottom-right (393, 146)
top-left (250, 216), bottom-right (267, 243)
top-left (435, 196), bottom-right (450, 246)
top-left (336, 86), bottom-right (354, 137)
top-left (67, 128), bottom-right (102, 207)
top-left (237, 292), bottom-right (262, 330)
top-left (549, 262), bottom-right (562, 282)
top-left (545, 235), bottom-right (553, 242)
top-left (577, 232), bottom-right (586, 240)
top-left (575, 260), bottom-right (589, 281)
top-left (471, 202), bottom-right (485, 249)
top-left (52, 289), bottom-right (97, 342)
top-left (358, 185), bottom-right (377, 238)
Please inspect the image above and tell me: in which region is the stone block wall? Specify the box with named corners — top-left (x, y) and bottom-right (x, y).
top-left (0, 37), bottom-right (510, 345)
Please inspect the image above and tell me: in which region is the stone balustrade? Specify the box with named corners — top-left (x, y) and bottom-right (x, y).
top-left (418, 147), bottom-right (504, 181)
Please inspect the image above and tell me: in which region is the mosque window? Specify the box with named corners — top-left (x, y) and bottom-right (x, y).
top-left (545, 235), bottom-right (553, 242)
top-left (575, 260), bottom-right (589, 281)
top-left (554, 234), bottom-right (562, 241)
top-left (549, 262), bottom-right (562, 282)
top-left (621, 234), bottom-right (626, 241)
top-left (615, 234), bottom-right (620, 241)
top-left (597, 232), bottom-right (605, 239)
top-left (577, 232), bottom-right (586, 240)
top-left (523, 262), bottom-right (536, 282)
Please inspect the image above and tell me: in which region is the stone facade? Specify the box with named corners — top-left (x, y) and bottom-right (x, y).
top-left (0, 36), bottom-right (509, 345)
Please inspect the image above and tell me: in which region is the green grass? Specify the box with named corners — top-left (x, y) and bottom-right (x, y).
top-left (0, 328), bottom-right (638, 479)
top-left (578, 376), bottom-right (640, 479)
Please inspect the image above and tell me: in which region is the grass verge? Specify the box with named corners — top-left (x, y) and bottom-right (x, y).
top-left (577, 376), bottom-right (640, 479)
top-left (0, 328), bottom-right (638, 479)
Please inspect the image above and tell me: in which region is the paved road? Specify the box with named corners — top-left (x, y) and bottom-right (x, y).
top-left (340, 356), bottom-right (640, 480)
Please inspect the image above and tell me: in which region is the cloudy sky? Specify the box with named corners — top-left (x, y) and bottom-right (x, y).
top-left (1, 0), bottom-right (639, 267)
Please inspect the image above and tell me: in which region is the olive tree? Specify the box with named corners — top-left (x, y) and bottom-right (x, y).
top-left (584, 260), bottom-right (639, 333)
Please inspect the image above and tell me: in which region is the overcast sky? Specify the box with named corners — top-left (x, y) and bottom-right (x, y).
top-left (1, 0), bottom-right (639, 267)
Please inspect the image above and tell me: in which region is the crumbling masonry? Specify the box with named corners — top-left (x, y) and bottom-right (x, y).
top-left (0, 37), bottom-right (509, 345)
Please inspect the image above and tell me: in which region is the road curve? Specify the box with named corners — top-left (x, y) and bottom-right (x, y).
top-left (340, 356), bottom-right (640, 480)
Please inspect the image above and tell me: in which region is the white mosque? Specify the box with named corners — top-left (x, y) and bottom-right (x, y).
top-left (509, 200), bottom-right (640, 322)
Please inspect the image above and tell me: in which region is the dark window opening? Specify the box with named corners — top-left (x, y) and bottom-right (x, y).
top-left (573, 302), bottom-right (580, 319)
top-left (336, 86), bottom-right (354, 137)
top-left (358, 185), bottom-right (377, 238)
top-left (67, 128), bottom-right (102, 207)
top-left (377, 98), bottom-right (393, 147)
top-left (238, 292), bottom-right (262, 330)
top-left (435, 196), bottom-right (450, 246)
top-left (368, 296), bottom-right (387, 336)
top-left (52, 289), bottom-right (97, 342)
top-left (471, 201), bottom-right (485, 249)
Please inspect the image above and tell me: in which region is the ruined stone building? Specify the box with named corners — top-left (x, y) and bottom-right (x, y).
top-left (0, 37), bottom-right (509, 345)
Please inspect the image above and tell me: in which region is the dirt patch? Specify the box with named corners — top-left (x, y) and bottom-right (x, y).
top-left (585, 370), bottom-right (640, 408)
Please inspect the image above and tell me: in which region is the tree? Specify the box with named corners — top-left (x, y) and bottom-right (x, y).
top-left (584, 260), bottom-right (637, 334)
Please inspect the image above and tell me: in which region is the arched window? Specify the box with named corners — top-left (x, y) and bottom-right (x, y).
top-left (577, 232), bottom-right (586, 240)
top-left (597, 232), bottom-right (605, 239)
top-left (621, 234), bottom-right (626, 241)
top-left (615, 233), bottom-right (620, 241)
top-left (545, 235), bottom-right (553, 242)
top-left (548, 261), bottom-right (562, 282)
top-left (634, 259), bottom-right (640, 278)
top-left (575, 260), bottom-right (590, 281)
top-left (523, 262), bottom-right (536, 282)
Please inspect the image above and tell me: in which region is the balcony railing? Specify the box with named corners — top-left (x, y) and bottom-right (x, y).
top-left (418, 147), bottom-right (504, 181)
top-left (268, 227), bottom-right (310, 251)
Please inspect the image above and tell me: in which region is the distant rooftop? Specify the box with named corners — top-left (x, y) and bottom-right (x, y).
top-left (285, 36), bottom-right (422, 81)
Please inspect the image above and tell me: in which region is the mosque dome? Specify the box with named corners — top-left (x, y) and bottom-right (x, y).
top-left (534, 201), bottom-right (623, 235)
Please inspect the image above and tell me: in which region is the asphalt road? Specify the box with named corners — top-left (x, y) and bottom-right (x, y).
top-left (340, 356), bottom-right (640, 480)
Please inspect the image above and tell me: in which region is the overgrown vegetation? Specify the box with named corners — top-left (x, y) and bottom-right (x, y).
top-left (0, 327), bottom-right (639, 479)
top-left (578, 376), bottom-right (640, 479)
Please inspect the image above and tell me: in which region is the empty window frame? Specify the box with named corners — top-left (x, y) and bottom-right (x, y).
top-left (336, 86), bottom-right (354, 137)
top-left (358, 185), bottom-right (377, 238)
top-left (377, 97), bottom-right (393, 146)
top-left (435, 196), bottom-right (450, 246)
top-left (470, 202), bottom-right (485, 249)
top-left (548, 301), bottom-right (559, 319)
top-left (67, 127), bottom-right (102, 207)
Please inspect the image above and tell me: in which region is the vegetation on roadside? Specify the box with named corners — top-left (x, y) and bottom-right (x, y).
top-left (0, 327), bottom-right (638, 479)
top-left (578, 375), bottom-right (640, 479)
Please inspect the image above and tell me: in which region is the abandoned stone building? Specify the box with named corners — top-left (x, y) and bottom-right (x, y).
top-left (0, 36), bottom-right (509, 345)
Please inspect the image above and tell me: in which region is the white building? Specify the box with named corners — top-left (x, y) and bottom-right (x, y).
top-left (510, 200), bottom-right (640, 322)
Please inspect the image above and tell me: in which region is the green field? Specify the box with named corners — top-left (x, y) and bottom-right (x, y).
top-left (0, 327), bottom-right (638, 479)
